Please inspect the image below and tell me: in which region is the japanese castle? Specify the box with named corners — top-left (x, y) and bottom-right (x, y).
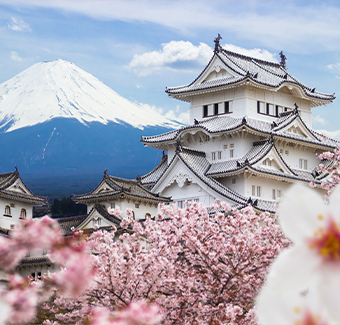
top-left (140, 35), bottom-right (337, 213)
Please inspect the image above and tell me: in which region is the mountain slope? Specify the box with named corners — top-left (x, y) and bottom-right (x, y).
top-left (0, 59), bottom-right (180, 132)
top-left (0, 60), bottom-right (180, 197)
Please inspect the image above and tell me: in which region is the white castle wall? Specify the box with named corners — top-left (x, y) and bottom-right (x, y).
top-left (189, 87), bottom-right (312, 127)
top-left (0, 199), bottom-right (34, 229)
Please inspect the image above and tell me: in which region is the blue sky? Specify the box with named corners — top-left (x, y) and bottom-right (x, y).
top-left (0, 0), bottom-right (340, 137)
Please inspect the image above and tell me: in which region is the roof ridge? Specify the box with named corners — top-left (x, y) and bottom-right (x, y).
top-left (220, 47), bottom-right (281, 67)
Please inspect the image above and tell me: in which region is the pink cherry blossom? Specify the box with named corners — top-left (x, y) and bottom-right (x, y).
top-left (49, 202), bottom-right (288, 325)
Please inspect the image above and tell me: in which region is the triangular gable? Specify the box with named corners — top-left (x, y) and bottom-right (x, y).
top-left (192, 55), bottom-right (240, 86)
top-left (253, 146), bottom-right (296, 176)
top-left (275, 115), bottom-right (319, 141)
top-left (6, 178), bottom-right (34, 196)
top-left (152, 154), bottom-right (242, 206)
top-left (77, 206), bottom-right (120, 230)
top-left (91, 179), bottom-right (119, 195)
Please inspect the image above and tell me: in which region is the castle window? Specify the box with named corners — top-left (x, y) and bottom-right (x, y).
top-left (218, 151), bottom-right (222, 160)
top-left (145, 213), bottom-right (151, 218)
top-left (230, 149), bottom-right (234, 158)
top-left (212, 152), bottom-right (216, 161)
top-left (214, 103), bottom-right (219, 115)
top-left (135, 203), bottom-right (140, 208)
top-left (252, 185), bottom-right (261, 197)
top-left (231, 178), bottom-right (236, 184)
top-left (4, 205), bottom-right (11, 216)
top-left (258, 101), bottom-right (287, 117)
top-left (285, 150), bottom-right (289, 155)
top-left (203, 105), bottom-right (208, 117)
top-left (257, 101), bottom-right (266, 114)
top-left (267, 103), bottom-right (275, 116)
top-left (299, 159), bottom-right (308, 170)
top-left (263, 159), bottom-right (271, 167)
top-left (111, 203), bottom-right (115, 208)
top-left (272, 189), bottom-right (282, 200)
top-left (20, 208), bottom-right (27, 219)
top-left (224, 101), bottom-right (233, 113)
top-left (177, 201), bottom-right (184, 209)
top-left (194, 198), bottom-right (199, 203)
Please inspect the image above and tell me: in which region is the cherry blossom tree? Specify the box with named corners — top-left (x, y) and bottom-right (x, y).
top-left (312, 145), bottom-right (340, 196)
top-left (48, 201), bottom-right (288, 325)
top-left (0, 217), bottom-right (160, 325)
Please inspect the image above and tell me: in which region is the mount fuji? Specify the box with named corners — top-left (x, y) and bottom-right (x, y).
top-left (0, 60), bottom-right (181, 198)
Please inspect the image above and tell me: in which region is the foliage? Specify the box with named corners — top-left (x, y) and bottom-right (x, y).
top-left (48, 201), bottom-right (289, 325)
top-left (0, 217), bottom-right (159, 325)
top-left (50, 197), bottom-right (87, 217)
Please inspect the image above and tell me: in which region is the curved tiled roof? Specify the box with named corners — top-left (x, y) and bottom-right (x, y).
top-left (0, 169), bottom-right (46, 204)
top-left (147, 145), bottom-right (280, 213)
top-left (166, 48), bottom-right (335, 104)
top-left (142, 112), bottom-right (338, 149)
top-left (141, 154), bottom-right (169, 186)
top-left (57, 214), bottom-right (88, 235)
top-left (74, 173), bottom-right (171, 203)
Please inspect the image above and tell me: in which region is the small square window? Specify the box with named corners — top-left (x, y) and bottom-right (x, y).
top-left (231, 178), bottom-right (236, 184)
top-left (257, 186), bottom-right (261, 197)
top-left (203, 105), bottom-right (208, 117)
top-left (214, 103), bottom-right (219, 115)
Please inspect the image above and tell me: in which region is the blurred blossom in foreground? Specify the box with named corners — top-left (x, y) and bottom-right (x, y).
top-left (256, 184), bottom-right (340, 324)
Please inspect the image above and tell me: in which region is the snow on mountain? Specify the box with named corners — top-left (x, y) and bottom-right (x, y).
top-left (0, 59), bottom-right (181, 132)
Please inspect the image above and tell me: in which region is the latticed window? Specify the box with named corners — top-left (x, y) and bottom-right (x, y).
top-left (4, 205), bottom-right (11, 216)
top-left (20, 208), bottom-right (27, 219)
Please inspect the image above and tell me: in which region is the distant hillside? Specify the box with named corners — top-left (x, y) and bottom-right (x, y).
top-left (0, 60), bottom-right (181, 198)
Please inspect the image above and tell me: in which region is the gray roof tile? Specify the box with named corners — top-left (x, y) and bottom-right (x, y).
top-left (166, 48), bottom-right (335, 102)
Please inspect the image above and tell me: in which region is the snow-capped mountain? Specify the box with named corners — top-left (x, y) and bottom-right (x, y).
top-left (0, 59), bottom-right (180, 132)
top-left (0, 60), bottom-right (180, 197)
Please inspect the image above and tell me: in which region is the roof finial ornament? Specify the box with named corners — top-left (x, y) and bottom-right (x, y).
top-left (214, 33), bottom-right (222, 53)
top-left (104, 169), bottom-right (108, 175)
top-left (279, 51), bottom-right (287, 69)
top-left (15, 165), bottom-right (18, 172)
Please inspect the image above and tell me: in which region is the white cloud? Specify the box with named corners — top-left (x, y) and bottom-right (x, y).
top-left (7, 17), bottom-right (31, 32)
top-left (129, 41), bottom-right (277, 76)
top-left (139, 102), bottom-right (189, 125)
top-left (316, 129), bottom-right (340, 141)
top-left (4, 1), bottom-right (340, 52)
top-left (129, 41), bottom-right (212, 76)
top-left (313, 115), bottom-right (326, 125)
top-left (223, 44), bottom-right (277, 62)
top-left (327, 63), bottom-right (340, 70)
top-left (10, 51), bottom-right (23, 62)
top-left (165, 109), bottom-right (190, 125)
